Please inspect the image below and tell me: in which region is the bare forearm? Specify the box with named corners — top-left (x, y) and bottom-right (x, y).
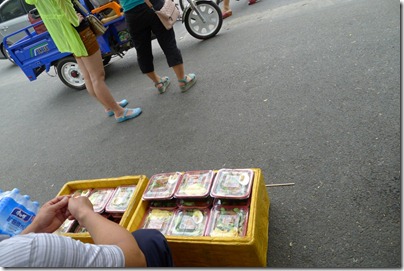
top-left (78, 212), bottom-right (146, 267)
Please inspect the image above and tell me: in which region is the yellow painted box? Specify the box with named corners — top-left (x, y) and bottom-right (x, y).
top-left (127, 168), bottom-right (270, 267)
top-left (56, 175), bottom-right (148, 243)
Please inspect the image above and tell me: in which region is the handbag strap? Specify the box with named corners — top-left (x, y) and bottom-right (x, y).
top-left (73, 0), bottom-right (90, 15)
top-left (144, 0), bottom-right (155, 10)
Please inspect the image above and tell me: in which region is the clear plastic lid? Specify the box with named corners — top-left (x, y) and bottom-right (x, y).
top-left (105, 185), bottom-right (137, 213)
top-left (54, 219), bottom-right (75, 234)
top-left (167, 208), bottom-right (210, 236)
top-left (205, 205), bottom-right (249, 237)
top-left (71, 189), bottom-right (92, 198)
top-left (174, 170), bottom-right (214, 198)
top-left (142, 172), bottom-right (183, 200)
top-left (176, 197), bottom-right (213, 208)
top-left (140, 208), bottom-right (176, 235)
top-left (88, 188), bottom-right (115, 213)
top-left (210, 169), bottom-right (254, 199)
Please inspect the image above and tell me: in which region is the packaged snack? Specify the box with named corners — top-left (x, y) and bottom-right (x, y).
top-left (142, 172), bottom-right (183, 200)
top-left (88, 188), bottom-right (115, 213)
top-left (54, 219), bottom-right (76, 234)
top-left (174, 170), bottom-right (214, 198)
top-left (71, 189), bottom-right (92, 198)
top-left (74, 225), bottom-right (88, 233)
top-left (210, 169), bottom-right (254, 199)
top-left (205, 206), bottom-right (249, 237)
top-left (105, 185), bottom-right (137, 213)
top-left (140, 208), bottom-right (176, 234)
top-left (168, 208), bottom-right (209, 236)
top-left (176, 197), bottom-right (213, 208)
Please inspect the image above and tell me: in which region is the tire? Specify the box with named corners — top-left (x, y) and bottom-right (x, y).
top-left (180, 0), bottom-right (221, 11)
top-left (56, 56), bottom-right (86, 90)
top-left (184, 0), bottom-right (223, 40)
top-left (1, 43), bottom-right (16, 65)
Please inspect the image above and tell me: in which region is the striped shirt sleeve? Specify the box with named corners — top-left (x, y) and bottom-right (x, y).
top-left (0, 233), bottom-right (125, 267)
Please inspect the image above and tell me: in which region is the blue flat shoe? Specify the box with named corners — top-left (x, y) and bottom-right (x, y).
top-left (107, 99), bottom-right (129, 117)
top-left (116, 107), bottom-right (142, 123)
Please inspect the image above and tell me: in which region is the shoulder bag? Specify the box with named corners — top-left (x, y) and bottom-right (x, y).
top-left (73, 0), bottom-right (107, 36)
top-left (145, 0), bottom-right (180, 30)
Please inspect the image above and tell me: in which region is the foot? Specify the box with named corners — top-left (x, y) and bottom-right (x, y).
top-left (178, 73), bottom-right (197, 93)
top-left (155, 76), bottom-right (170, 94)
top-left (115, 107), bottom-right (142, 123)
top-left (106, 99), bottom-right (129, 117)
top-left (222, 10), bottom-right (232, 19)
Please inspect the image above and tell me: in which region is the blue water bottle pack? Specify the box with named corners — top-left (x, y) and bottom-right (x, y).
top-left (0, 188), bottom-right (39, 237)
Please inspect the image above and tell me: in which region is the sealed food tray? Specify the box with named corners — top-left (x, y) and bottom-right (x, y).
top-left (142, 172), bottom-right (183, 200)
top-left (128, 168), bottom-right (270, 267)
top-left (56, 175), bottom-right (148, 243)
top-left (139, 207), bottom-right (176, 235)
top-left (174, 170), bottom-right (214, 198)
top-left (167, 208), bottom-right (210, 237)
top-left (210, 168), bottom-right (254, 199)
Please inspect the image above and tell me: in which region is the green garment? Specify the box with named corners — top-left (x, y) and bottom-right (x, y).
top-left (25, 0), bottom-right (88, 57)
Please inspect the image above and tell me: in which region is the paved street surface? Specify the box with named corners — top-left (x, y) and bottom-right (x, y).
top-left (0, 0), bottom-right (400, 267)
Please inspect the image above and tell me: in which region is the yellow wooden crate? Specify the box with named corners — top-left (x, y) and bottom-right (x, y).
top-left (127, 168), bottom-right (270, 267)
top-left (56, 175), bottom-right (148, 243)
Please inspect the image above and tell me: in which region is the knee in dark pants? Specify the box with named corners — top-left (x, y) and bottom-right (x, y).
top-left (132, 229), bottom-right (174, 267)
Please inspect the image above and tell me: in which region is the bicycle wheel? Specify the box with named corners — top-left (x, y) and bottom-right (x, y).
top-left (184, 0), bottom-right (223, 40)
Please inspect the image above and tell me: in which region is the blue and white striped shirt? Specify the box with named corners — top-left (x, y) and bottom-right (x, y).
top-left (0, 233), bottom-right (125, 267)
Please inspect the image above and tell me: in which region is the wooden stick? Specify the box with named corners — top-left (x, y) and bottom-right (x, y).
top-left (265, 183), bottom-right (295, 187)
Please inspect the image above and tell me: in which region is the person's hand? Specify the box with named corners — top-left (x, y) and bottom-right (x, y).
top-left (22, 196), bottom-right (71, 234)
top-left (68, 196), bottom-right (94, 223)
top-left (77, 12), bottom-right (84, 23)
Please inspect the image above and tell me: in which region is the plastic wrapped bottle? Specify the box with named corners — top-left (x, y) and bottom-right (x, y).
top-left (0, 189), bottom-right (38, 236)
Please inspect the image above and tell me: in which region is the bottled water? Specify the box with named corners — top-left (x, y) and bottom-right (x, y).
top-left (0, 188), bottom-right (38, 236)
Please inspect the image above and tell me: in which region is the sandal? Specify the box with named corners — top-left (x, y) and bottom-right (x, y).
top-left (178, 73), bottom-right (197, 93)
top-left (155, 76), bottom-right (170, 94)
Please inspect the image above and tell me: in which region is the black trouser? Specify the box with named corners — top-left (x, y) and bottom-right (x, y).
top-left (124, 3), bottom-right (183, 73)
top-left (132, 229), bottom-right (174, 267)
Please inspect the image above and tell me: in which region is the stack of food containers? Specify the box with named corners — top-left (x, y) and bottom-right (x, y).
top-left (138, 169), bottom-right (253, 237)
top-left (54, 175), bottom-right (149, 242)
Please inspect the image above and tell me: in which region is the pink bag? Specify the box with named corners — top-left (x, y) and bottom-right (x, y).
top-left (145, 0), bottom-right (180, 30)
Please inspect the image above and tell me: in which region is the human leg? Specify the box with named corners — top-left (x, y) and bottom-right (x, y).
top-left (79, 50), bottom-right (141, 121)
top-left (131, 229), bottom-right (174, 267)
top-left (221, 0), bottom-right (232, 18)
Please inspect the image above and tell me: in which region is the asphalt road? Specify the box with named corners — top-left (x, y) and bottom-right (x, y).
top-left (0, 0), bottom-right (400, 267)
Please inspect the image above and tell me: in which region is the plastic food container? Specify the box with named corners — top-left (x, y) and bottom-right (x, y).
top-left (74, 225), bottom-right (88, 233)
top-left (140, 208), bottom-right (176, 234)
top-left (213, 197), bottom-right (251, 207)
top-left (149, 199), bottom-right (178, 208)
top-left (176, 197), bottom-right (213, 208)
top-left (105, 185), bottom-right (137, 213)
top-left (88, 188), bottom-right (115, 213)
top-left (174, 170), bottom-right (214, 198)
top-left (142, 172), bottom-right (183, 200)
top-left (210, 169), bottom-right (254, 199)
top-left (71, 189), bottom-right (92, 198)
top-left (54, 219), bottom-right (76, 234)
top-left (205, 205), bottom-right (249, 237)
top-left (167, 208), bottom-right (210, 236)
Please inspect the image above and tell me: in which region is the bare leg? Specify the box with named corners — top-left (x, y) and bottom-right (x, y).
top-left (222, 0), bottom-right (231, 12)
top-left (76, 50), bottom-right (135, 118)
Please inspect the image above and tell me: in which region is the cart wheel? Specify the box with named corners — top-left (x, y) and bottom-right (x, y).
top-left (1, 42), bottom-right (16, 65)
top-left (56, 56), bottom-right (86, 90)
top-left (184, 0), bottom-right (223, 40)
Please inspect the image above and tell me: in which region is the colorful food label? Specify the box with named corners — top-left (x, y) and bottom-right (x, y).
top-left (211, 169), bottom-right (254, 199)
top-left (106, 185), bottom-right (136, 212)
top-left (143, 172), bottom-right (183, 200)
top-left (175, 170), bottom-right (214, 198)
top-left (141, 208), bottom-right (175, 234)
top-left (207, 206), bottom-right (249, 237)
top-left (88, 188), bottom-right (115, 213)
